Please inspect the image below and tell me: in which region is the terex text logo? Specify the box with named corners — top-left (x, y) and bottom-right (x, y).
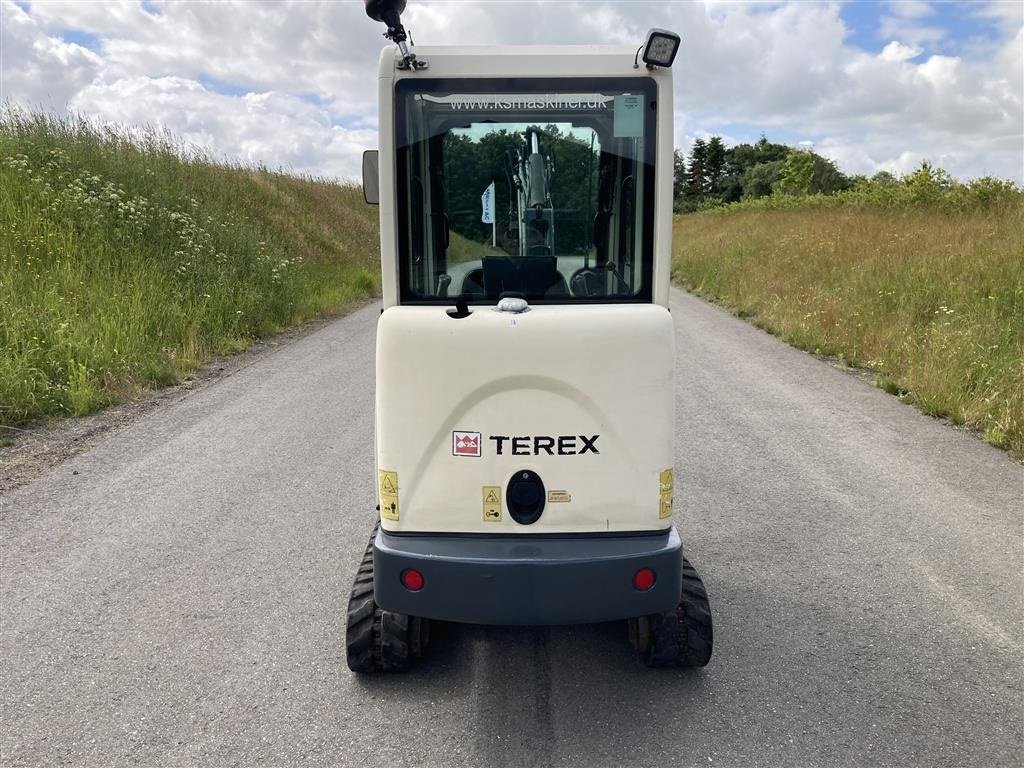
top-left (452, 431), bottom-right (482, 457)
top-left (452, 431), bottom-right (600, 457)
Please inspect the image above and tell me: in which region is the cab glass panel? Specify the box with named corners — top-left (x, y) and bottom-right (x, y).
top-left (395, 77), bottom-right (657, 304)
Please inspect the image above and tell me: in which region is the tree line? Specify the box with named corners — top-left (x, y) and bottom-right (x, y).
top-left (674, 135), bottom-right (873, 213)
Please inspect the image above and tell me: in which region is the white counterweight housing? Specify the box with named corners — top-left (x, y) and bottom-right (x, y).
top-left (376, 303), bottom-right (675, 534)
top-left (372, 43), bottom-right (678, 536)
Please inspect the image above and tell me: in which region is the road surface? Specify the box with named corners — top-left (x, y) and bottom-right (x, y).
top-left (2, 289), bottom-right (1021, 767)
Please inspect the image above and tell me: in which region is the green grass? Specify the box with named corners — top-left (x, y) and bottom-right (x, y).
top-left (446, 230), bottom-right (504, 264)
top-left (7, 108), bottom-right (1021, 462)
top-left (1, 110), bottom-right (381, 429)
top-left (673, 199), bottom-right (1024, 460)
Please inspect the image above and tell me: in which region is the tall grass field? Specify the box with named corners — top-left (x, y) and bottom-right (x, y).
top-left (4, 109), bottom-right (1021, 463)
top-left (1, 111), bottom-right (380, 430)
top-left (673, 187), bottom-right (1024, 460)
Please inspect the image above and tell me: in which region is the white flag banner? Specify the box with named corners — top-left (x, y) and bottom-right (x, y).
top-left (481, 181), bottom-right (495, 224)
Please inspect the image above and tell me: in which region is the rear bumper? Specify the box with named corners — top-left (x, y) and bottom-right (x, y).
top-left (373, 527), bottom-right (682, 625)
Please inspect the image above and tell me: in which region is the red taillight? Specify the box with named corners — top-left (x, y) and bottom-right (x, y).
top-left (633, 568), bottom-right (656, 591)
top-left (400, 568), bottom-right (424, 591)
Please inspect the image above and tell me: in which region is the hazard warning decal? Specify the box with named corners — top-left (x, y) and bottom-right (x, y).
top-left (482, 486), bottom-right (502, 522)
top-left (452, 430), bottom-right (482, 457)
top-left (379, 470), bottom-right (399, 521)
top-left (659, 468), bottom-right (674, 519)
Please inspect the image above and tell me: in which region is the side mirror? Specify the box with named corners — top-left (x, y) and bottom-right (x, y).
top-left (362, 150), bottom-right (379, 205)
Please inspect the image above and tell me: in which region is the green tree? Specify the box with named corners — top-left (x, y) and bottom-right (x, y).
top-left (776, 150), bottom-right (850, 196)
top-left (673, 133), bottom-right (866, 208)
top-left (741, 160), bottom-right (786, 199)
top-left (901, 160), bottom-right (954, 204)
top-left (686, 138), bottom-right (708, 202)
top-left (705, 136), bottom-right (727, 196)
top-left (721, 135), bottom-right (791, 201)
top-left (443, 125), bottom-right (599, 254)
top-left (777, 150), bottom-right (815, 194)
top-left (725, 136), bottom-right (791, 175)
top-left (717, 174), bottom-right (745, 204)
top-left (673, 149), bottom-right (689, 210)
top-left (809, 153), bottom-right (852, 194)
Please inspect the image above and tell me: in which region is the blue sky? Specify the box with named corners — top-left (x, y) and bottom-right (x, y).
top-left (3, 0), bottom-right (1021, 182)
top-left (55, 27), bottom-right (102, 51)
top-left (839, 1), bottom-right (1006, 56)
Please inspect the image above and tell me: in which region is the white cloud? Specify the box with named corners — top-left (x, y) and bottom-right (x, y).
top-left (972, 0), bottom-right (1024, 35)
top-left (20, 0), bottom-right (384, 118)
top-left (70, 76), bottom-right (376, 179)
top-left (878, 14), bottom-right (947, 47)
top-left (2, 0), bottom-right (1021, 183)
top-left (887, 1), bottom-right (934, 21)
top-left (918, 54), bottom-right (960, 86)
top-left (879, 41), bottom-right (924, 62)
top-left (0, 1), bottom-right (103, 110)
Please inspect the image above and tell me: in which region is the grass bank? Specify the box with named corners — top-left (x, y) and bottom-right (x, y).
top-left (1, 111), bottom-right (380, 430)
top-left (673, 202), bottom-right (1024, 460)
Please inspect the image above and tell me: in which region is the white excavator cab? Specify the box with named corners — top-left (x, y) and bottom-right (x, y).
top-left (348, 0), bottom-right (712, 672)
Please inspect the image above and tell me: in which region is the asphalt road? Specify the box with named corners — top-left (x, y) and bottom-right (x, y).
top-left (2, 289), bottom-right (1022, 768)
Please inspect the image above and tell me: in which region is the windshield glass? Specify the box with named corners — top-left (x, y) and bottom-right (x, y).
top-left (395, 78), bottom-right (656, 304)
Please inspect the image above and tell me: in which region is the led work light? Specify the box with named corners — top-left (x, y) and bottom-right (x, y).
top-left (641, 28), bottom-right (681, 68)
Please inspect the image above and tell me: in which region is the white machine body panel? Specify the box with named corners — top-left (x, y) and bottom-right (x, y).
top-left (373, 43), bottom-right (678, 536)
top-left (376, 304), bottom-right (675, 534)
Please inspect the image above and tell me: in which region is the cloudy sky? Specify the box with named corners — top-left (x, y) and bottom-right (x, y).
top-left (3, 0), bottom-right (1022, 183)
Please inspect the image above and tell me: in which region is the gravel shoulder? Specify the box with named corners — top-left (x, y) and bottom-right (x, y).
top-left (0, 307), bottom-right (373, 493)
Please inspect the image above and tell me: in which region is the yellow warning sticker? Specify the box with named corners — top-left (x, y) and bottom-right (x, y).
top-left (482, 486), bottom-right (502, 522)
top-left (659, 468), bottom-right (674, 519)
top-left (379, 470), bottom-right (399, 521)
top-left (659, 468), bottom-right (674, 493)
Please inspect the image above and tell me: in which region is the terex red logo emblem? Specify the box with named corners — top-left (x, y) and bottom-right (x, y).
top-left (452, 431), bottom-right (482, 457)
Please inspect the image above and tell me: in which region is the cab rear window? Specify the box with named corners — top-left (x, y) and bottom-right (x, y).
top-left (395, 77), bottom-right (656, 304)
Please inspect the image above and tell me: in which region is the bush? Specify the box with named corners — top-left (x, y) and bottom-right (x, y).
top-left (699, 161), bottom-right (1023, 215)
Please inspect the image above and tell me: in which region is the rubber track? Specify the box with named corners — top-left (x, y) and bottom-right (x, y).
top-left (645, 556), bottom-right (714, 668)
top-left (345, 524), bottom-right (412, 673)
top-left (345, 527), bottom-right (378, 672)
